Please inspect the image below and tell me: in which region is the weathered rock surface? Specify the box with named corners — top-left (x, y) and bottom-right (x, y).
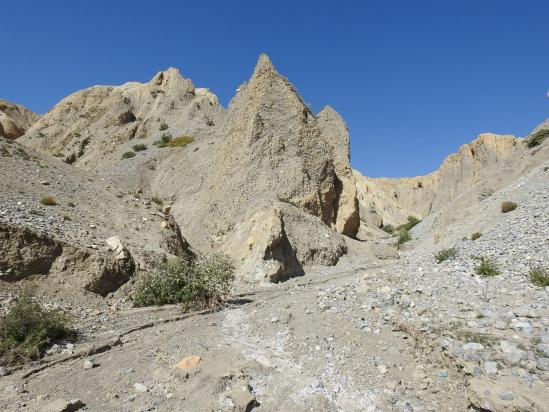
top-left (0, 99), bottom-right (38, 140)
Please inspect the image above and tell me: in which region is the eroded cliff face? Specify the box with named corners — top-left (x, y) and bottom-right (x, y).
top-left (0, 99), bottom-right (39, 140)
top-left (354, 133), bottom-right (521, 233)
top-left (147, 54), bottom-right (359, 281)
top-left (19, 68), bottom-right (223, 171)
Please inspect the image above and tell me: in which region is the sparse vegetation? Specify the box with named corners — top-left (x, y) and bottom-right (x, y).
top-left (167, 136), bottom-right (195, 148)
top-left (397, 216), bottom-right (421, 231)
top-left (435, 247), bottom-right (458, 263)
top-left (397, 230), bottom-right (411, 245)
top-left (121, 151), bottom-right (136, 159)
top-left (0, 292), bottom-right (75, 365)
top-left (154, 132), bottom-right (173, 148)
top-left (475, 257), bottom-right (500, 277)
top-left (15, 147), bottom-right (30, 160)
top-left (525, 128), bottom-right (549, 148)
top-left (529, 266), bottom-right (549, 287)
top-left (471, 232), bottom-right (482, 241)
top-left (63, 214), bottom-right (71, 221)
top-left (40, 195), bottom-right (57, 206)
top-left (131, 254), bottom-right (235, 309)
top-left (501, 201), bottom-right (517, 213)
top-left (159, 122), bottom-right (169, 131)
top-left (132, 143), bottom-right (147, 152)
top-left (381, 224), bottom-right (394, 234)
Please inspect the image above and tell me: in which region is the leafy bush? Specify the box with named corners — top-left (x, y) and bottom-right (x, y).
top-left (397, 216), bottom-right (421, 231)
top-left (40, 196), bottom-right (57, 206)
top-left (132, 143), bottom-right (147, 152)
top-left (0, 295), bottom-right (75, 365)
top-left (154, 132), bottom-right (173, 148)
top-left (397, 230), bottom-right (411, 245)
top-left (167, 136), bottom-right (195, 148)
top-left (159, 122), bottom-right (169, 131)
top-left (131, 254), bottom-right (235, 309)
top-left (526, 128), bottom-right (549, 148)
top-left (529, 266), bottom-right (549, 287)
top-left (382, 224), bottom-right (394, 234)
top-left (121, 151), bottom-right (136, 159)
top-left (501, 201), bottom-right (517, 213)
top-left (435, 247), bottom-right (458, 263)
top-left (471, 232), bottom-right (482, 241)
top-left (475, 258), bottom-right (500, 277)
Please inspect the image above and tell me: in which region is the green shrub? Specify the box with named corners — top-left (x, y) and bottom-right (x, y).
top-left (397, 216), bottom-right (421, 231)
top-left (471, 232), bottom-right (482, 241)
top-left (435, 247), bottom-right (458, 263)
top-left (0, 295), bottom-right (75, 365)
top-left (475, 258), bottom-right (500, 277)
top-left (382, 224), bottom-right (394, 234)
top-left (526, 128), bottom-right (549, 148)
top-left (501, 201), bottom-right (517, 213)
top-left (121, 151), bottom-right (136, 159)
top-left (397, 230), bottom-right (411, 245)
top-left (154, 132), bottom-right (173, 148)
top-left (63, 214), bottom-right (71, 221)
top-left (167, 136), bottom-right (195, 148)
top-left (40, 196), bottom-right (57, 206)
top-left (132, 143), bottom-right (147, 152)
top-left (529, 267), bottom-right (549, 287)
top-left (131, 254), bottom-right (235, 309)
top-left (159, 122), bottom-right (169, 131)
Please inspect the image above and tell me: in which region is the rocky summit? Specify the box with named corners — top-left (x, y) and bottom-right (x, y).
top-left (0, 55), bottom-right (548, 412)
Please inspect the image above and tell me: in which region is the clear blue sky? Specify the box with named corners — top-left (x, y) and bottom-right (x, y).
top-left (2, 1), bottom-right (548, 177)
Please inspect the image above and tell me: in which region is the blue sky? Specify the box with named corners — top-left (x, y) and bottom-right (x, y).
top-left (2, 1), bottom-right (548, 177)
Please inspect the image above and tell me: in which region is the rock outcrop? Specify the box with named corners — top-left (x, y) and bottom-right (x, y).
top-left (19, 68), bottom-right (224, 177)
top-left (0, 99), bottom-right (39, 140)
top-left (354, 133), bottom-right (521, 232)
top-left (147, 54), bottom-right (357, 281)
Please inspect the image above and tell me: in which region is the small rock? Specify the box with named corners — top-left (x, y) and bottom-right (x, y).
top-left (536, 358), bottom-right (549, 371)
top-left (174, 355), bottom-right (202, 369)
top-left (379, 364), bottom-right (388, 374)
top-left (500, 392), bottom-right (514, 401)
top-left (83, 358), bottom-right (96, 370)
top-left (270, 317), bottom-right (279, 323)
top-left (44, 399), bottom-right (85, 412)
top-left (463, 342), bottom-right (484, 351)
top-left (483, 361), bottom-right (498, 376)
top-left (162, 205), bottom-right (171, 216)
top-left (133, 383), bottom-right (147, 393)
top-left (0, 366), bottom-right (10, 377)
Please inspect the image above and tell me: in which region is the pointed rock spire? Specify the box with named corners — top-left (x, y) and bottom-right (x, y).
top-left (252, 53), bottom-right (276, 79)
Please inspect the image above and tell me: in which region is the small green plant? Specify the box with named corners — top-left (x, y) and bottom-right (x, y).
top-left (40, 196), bottom-right (57, 206)
top-left (501, 201), bottom-right (517, 213)
top-left (397, 230), bottom-right (411, 245)
top-left (475, 257), bottom-right (500, 277)
top-left (154, 132), bottom-right (173, 147)
top-left (529, 266), bottom-right (549, 287)
top-left (121, 151), bottom-right (136, 159)
top-left (471, 232), bottom-right (482, 241)
top-left (132, 143), bottom-right (147, 152)
top-left (381, 224), bottom-right (394, 234)
top-left (132, 254), bottom-right (235, 309)
top-left (526, 128), bottom-right (549, 148)
top-left (166, 136), bottom-right (195, 148)
top-left (63, 214), bottom-right (71, 221)
top-left (435, 247), bottom-right (458, 263)
top-left (159, 122), bottom-right (169, 131)
top-left (0, 293), bottom-right (75, 365)
top-left (397, 216), bottom-right (421, 231)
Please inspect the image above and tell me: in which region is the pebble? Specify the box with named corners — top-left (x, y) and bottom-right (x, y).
top-left (463, 342), bottom-right (484, 351)
top-left (133, 383), bottom-right (147, 393)
top-left (500, 392), bottom-right (514, 401)
top-left (83, 358), bottom-right (96, 370)
top-left (0, 366), bottom-right (10, 377)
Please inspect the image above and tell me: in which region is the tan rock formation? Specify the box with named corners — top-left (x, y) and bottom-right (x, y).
top-left (354, 133), bottom-right (521, 230)
top-left (0, 99), bottom-right (39, 140)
